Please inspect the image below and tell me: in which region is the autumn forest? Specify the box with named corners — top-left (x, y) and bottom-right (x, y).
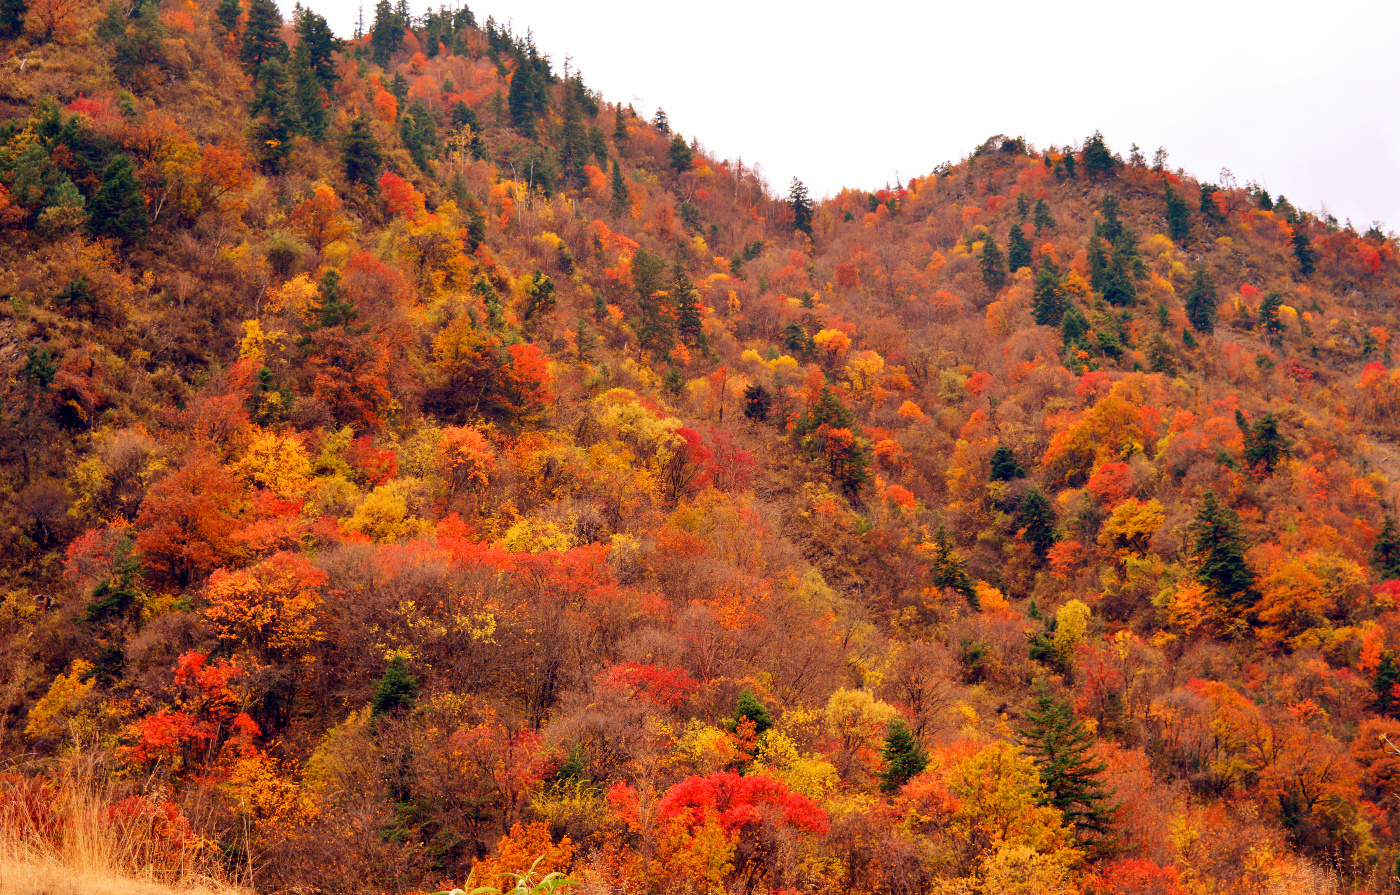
top-left (3, 2), bottom-right (1400, 894)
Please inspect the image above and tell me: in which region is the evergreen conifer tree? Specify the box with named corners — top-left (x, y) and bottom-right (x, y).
top-left (1374, 515), bottom-right (1400, 580)
top-left (980, 232), bottom-right (1007, 291)
top-left (341, 114), bottom-right (384, 194)
top-left (609, 159), bottom-right (630, 218)
top-left (1237, 410), bottom-right (1291, 475)
top-left (213, 0), bottom-right (241, 35)
top-left (88, 155), bottom-right (148, 247)
top-left (250, 59), bottom-right (295, 173)
top-left (1165, 185), bottom-right (1191, 242)
top-left (1292, 227), bottom-right (1316, 276)
top-left (930, 526), bottom-right (976, 605)
top-left (1007, 223), bottom-right (1032, 273)
top-left (370, 0), bottom-right (402, 65)
top-left (743, 384), bottom-right (772, 423)
top-left (1184, 263), bottom-right (1218, 333)
top-left (670, 260), bottom-right (706, 351)
top-left (1081, 131), bottom-right (1117, 180)
top-left (667, 134), bottom-right (693, 174)
top-left (294, 8), bottom-right (339, 91)
top-left (613, 105), bottom-right (630, 152)
top-left (290, 44), bottom-right (328, 142)
top-left (734, 690), bottom-right (773, 736)
top-left (989, 445), bottom-right (1025, 481)
top-left (1033, 197), bottom-right (1055, 235)
top-left (1375, 651), bottom-right (1400, 717)
top-left (371, 655), bottom-right (418, 717)
top-left (1018, 488), bottom-right (1057, 559)
top-left (789, 177), bottom-right (814, 237)
top-left (1188, 491), bottom-right (1257, 610)
top-left (1032, 263), bottom-right (1067, 326)
top-left (1019, 687), bottom-right (1117, 842)
top-left (239, 0), bottom-right (287, 79)
top-left (879, 720), bottom-right (928, 793)
top-left (632, 248), bottom-right (672, 352)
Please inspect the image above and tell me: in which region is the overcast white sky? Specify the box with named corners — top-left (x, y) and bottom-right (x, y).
top-left (295, 0), bottom-right (1400, 232)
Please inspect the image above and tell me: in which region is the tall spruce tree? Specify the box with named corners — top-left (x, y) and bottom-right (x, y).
top-left (1292, 227), bottom-right (1316, 276)
top-left (879, 720), bottom-right (928, 793)
top-left (239, 0), bottom-right (286, 79)
top-left (1188, 491), bottom-right (1257, 610)
top-left (671, 260), bottom-right (706, 352)
top-left (789, 177), bottom-right (814, 237)
top-left (1165, 185), bottom-right (1191, 242)
top-left (293, 8), bottom-right (339, 92)
top-left (1374, 515), bottom-right (1400, 581)
top-left (1032, 263), bottom-right (1067, 326)
top-left (609, 158), bottom-right (630, 218)
top-left (980, 232), bottom-right (1007, 291)
top-left (213, 0), bottom-right (240, 35)
top-left (1019, 487), bottom-right (1058, 559)
top-left (1007, 222), bottom-right (1032, 273)
top-left (930, 526), bottom-right (976, 605)
top-left (88, 156), bottom-right (148, 247)
top-left (341, 113), bottom-right (384, 194)
top-left (1019, 687), bottom-right (1117, 842)
top-left (632, 248), bottom-right (672, 352)
top-left (1184, 263), bottom-right (1218, 334)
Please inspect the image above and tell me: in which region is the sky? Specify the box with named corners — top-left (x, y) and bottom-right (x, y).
top-left (292, 0), bottom-right (1400, 233)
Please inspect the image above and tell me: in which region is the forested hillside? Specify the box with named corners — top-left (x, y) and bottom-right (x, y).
top-left (5, 2), bottom-right (1400, 894)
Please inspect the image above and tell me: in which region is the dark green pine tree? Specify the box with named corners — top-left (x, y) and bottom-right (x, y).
top-left (1102, 232), bottom-right (1138, 307)
top-left (371, 655), bottom-right (418, 718)
top-left (879, 719), bottom-right (928, 793)
top-left (1188, 491), bottom-right (1257, 610)
top-left (293, 8), bottom-right (340, 92)
top-left (1097, 194), bottom-right (1124, 242)
top-left (370, 0), bottom-right (402, 66)
top-left (1061, 304), bottom-right (1090, 354)
top-left (670, 260), bottom-right (707, 351)
top-left (1374, 651), bottom-right (1400, 717)
top-left (316, 269), bottom-right (356, 329)
top-left (558, 77), bottom-right (588, 190)
top-left (213, 0), bottom-right (241, 36)
top-left (239, 0), bottom-right (287, 80)
top-left (1033, 197), bottom-right (1056, 235)
top-left (1165, 185), bottom-right (1191, 242)
top-left (734, 690), bottom-right (773, 737)
top-left (289, 45), bottom-right (328, 142)
top-left (989, 445), bottom-right (1025, 482)
top-left (743, 383), bottom-right (771, 423)
top-left (341, 114), bottom-right (384, 195)
top-left (980, 232), bottom-right (1007, 292)
top-left (1080, 131), bottom-right (1117, 181)
top-left (1086, 232), bottom-right (1110, 292)
top-left (87, 156), bottom-right (149, 248)
top-left (1019, 687), bottom-right (1117, 843)
top-left (399, 99), bottom-right (438, 171)
top-left (1032, 263), bottom-right (1067, 326)
top-left (1237, 410), bottom-right (1291, 476)
top-left (930, 526), bottom-right (976, 605)
top-left (1018, 488), bottom-right (1058, 560)
top-left (653, 107), bottom-right (670, 133)
top-left (249, 59), bottom-right (296, 174)
top-left (609, 158), bottom-right (630, 218)
top-left (507, 46), bottom-right (549, 137)
top-left (1007, 222), bottom-right (1032, 273)
top-left (667, 133), bottom-right (694, 174)
top-left (1292, 227), bottom-right (1316, 277)
top-left (613, 105), bottom-right (630, 153)
top-left (1184, 263), bottom-right (1218, 334)
top-left (632, 248), bottom-right (673, 352)
top-left (789, 177), bottom-right (814, 238)
top-left (1199, 184), bottom-right (1225, 223)
top-left (1373, 515), bottom-right (1400, 581)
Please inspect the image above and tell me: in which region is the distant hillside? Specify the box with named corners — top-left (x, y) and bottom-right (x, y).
top-left (2, 2), bottom-right (1400, 894)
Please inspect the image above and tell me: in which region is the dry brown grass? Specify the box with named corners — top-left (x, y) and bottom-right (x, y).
top-left (0, 753), bottom-right (251, 895)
